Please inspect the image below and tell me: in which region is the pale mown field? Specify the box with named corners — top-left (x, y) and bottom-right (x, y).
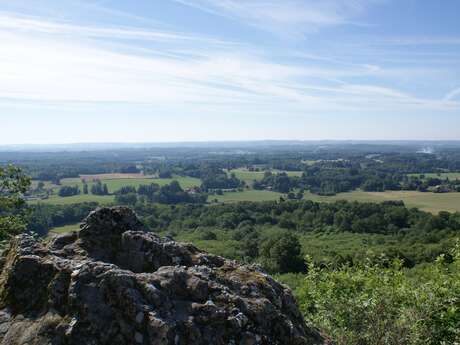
top-left (302, 190), bottom-right (460, 214)
top-left (208, 188), bottom-right (460, 214)
top-left (408, 172), bottom-right (460, 180)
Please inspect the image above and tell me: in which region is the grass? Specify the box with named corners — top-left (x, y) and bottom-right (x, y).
top-left (208, 189), bottom-right (283, 203)
top-left (302, 190), bottom-right (460, 214)
top-left (408, 172), bottom-right (460, 180)
top-left (29, 194), bottom-right (115, 205)
top-left (228, 169), bottom-right (266, 184)
top-left (59, 176), bottom-right (201, 193)
top-left (227, 168), bottom-right (303, 185)
top-left (167, 229), bottom-right (242, 260)
top-left (30, 176), bottom-right (202, 205)
top-left (49, 223), bottom-right (81, 234)
top-left (208, 186), bottom-right (460, 213)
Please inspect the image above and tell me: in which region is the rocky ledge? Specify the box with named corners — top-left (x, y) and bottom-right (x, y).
top-left (0, 207), bottom-right (325, 345)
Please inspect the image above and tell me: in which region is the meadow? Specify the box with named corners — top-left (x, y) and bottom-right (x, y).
top-left (30, 194), bottom-right (115, 205)
top-left (59, 175), bottom-right (201, 193)
top-left (302, 190), bottom-right (460, 214)
top-left (49, 223), bottom-right (81, 234)
top-left (227, 168), bottom-right (303, 185)
top-left (408, 172), bottom-right (460, 180)
top-left (207, 188), bottom-right (460, 213)
top-left (31, 175), bottom-right (201, 205)
top-left (208, 189), bottom-right (283, 203)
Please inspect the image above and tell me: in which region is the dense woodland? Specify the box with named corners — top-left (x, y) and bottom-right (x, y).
top-left (28, 199), bottom-right (460, 269)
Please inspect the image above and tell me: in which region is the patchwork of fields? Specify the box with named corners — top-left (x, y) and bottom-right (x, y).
top-left (30, 174), bottom-right (201, 205)
top-left (33, 171), bottom-right (460, 214)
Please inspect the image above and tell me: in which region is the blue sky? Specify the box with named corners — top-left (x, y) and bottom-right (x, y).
top-left (0, 0), bottom-right (459, 143)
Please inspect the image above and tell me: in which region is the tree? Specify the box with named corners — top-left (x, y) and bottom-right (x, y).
top-left (83, 183), bottom-right (88, 194)
top-left (58, 185), bottom-right (80, 197)
top-left (259, 233), bottom-right (304, 273)
top-left (0, 165), bottom-right (31, 241)
top-left (91, 180), bottom-right (109, 195)
top-left (114, 192), bottom-right (137, 205)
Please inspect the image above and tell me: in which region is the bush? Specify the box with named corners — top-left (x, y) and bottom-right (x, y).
top-left (199, 230), bottom-right (217, 240)
top-left (259, 233), bottom-right (304, 273)
top-left (298, 244), bottom-right (460, 345)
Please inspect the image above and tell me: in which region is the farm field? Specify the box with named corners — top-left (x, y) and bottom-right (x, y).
top-left (228, 168), bottom-right (303, 185)
top-left (302, 190), bottom-right (460, 214)
top-left (29, 176), bottom-right (203, 205)
top-left (208, 186), bottom-right (460, 213)
top-left (59, 176), bottom-right (201, 193)
top-left (209, 189), bottom-right (283, 203)
top-left (29, 194), bottom-right (115, 205)
top-left (408, 172), bottom-right (460, 180)
top-left (79, 173), bottom-right (151, 181)
top-left (227, 169), bottom-right (266, 183)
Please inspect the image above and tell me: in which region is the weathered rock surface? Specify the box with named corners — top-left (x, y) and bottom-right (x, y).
top-left (0, 207), bottom-right (325, 345)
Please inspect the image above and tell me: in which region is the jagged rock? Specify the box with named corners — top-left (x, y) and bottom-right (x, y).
top-left (0, 207), bottom-right (326, 345)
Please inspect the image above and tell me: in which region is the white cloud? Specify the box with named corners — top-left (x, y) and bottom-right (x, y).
top-left (0, 12), bottom-right (457, 118)
top-left (0, 11), bottom-right (232, 45)
top-left (444, 87), bottom-right (460, 101)
top-left (170, 0), bottom-right (379, 35)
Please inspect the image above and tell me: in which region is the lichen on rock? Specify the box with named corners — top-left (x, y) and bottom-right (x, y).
top-left (0, 207), bottom-right (326, 345)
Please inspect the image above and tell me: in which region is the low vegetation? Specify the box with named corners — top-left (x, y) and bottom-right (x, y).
top-left (295, 245), bottom-right (460, 345)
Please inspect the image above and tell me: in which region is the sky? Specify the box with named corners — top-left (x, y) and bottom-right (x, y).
top-left (1, 0), bottom-right (460, 144)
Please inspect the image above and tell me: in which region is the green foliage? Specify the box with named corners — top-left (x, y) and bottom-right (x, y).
top-left (58, 185), bottom-right (80, 197)
top-left (91, 180), bottom-right (109, 195)
top-left (297, 245), bottom-right (460, 345)
top-left (114, 192), bottom-right (138, 205)
top-left (0, 165), bottom-right (31, 240)
top-left (259, 232), bottom-right (304, 273)
top-left (27, 202), bottom-right (98, 236)
top-left (198, 230), bottom-right (217, 240)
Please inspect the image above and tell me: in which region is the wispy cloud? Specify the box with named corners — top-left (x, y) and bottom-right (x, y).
top-left (444, 87), bottom-right (460, 101)
top-left (170, 0), bottom-right (380, 35)
top-left (382, 37), bottom-right (460, 46)
top-left (0, 11), bottom-right (233, 45)
top-left (0, 10), bottom-right (458, 120)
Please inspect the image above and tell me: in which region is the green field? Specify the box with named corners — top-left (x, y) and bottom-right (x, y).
top-left (49, 223), bottom-right (81, 234)
top-left (59, 176), bottom-right (201, 193)
top-left (208, 190), bottom-right (283, 203)
top-left (30, 194), bottom-right (115, 205)
top-left (228, 169), bottom-right (303, 185)
top-left (408, 172), bottom-right (460, 180)
top-left (207, 187), bottom-right (460, 213)
top-left (228, 169), bottom-right (266, 183)
top-left (30, 176), bottom-right (202, 205)
top-left (302, 190), bottom-right (460, 214)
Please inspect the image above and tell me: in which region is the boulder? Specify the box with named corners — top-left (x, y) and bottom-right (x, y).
top-left (0, 207), bottom-right (325, 345)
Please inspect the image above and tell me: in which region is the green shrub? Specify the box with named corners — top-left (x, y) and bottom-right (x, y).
top-left (298, 244), bottom-right (460, 345)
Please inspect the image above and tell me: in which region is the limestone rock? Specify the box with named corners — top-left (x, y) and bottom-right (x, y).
top-left (0, 207), bottom-right (325, 345)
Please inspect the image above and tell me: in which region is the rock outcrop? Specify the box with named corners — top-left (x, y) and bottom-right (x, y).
top-left (0, 207), bottom-right (325, 345)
